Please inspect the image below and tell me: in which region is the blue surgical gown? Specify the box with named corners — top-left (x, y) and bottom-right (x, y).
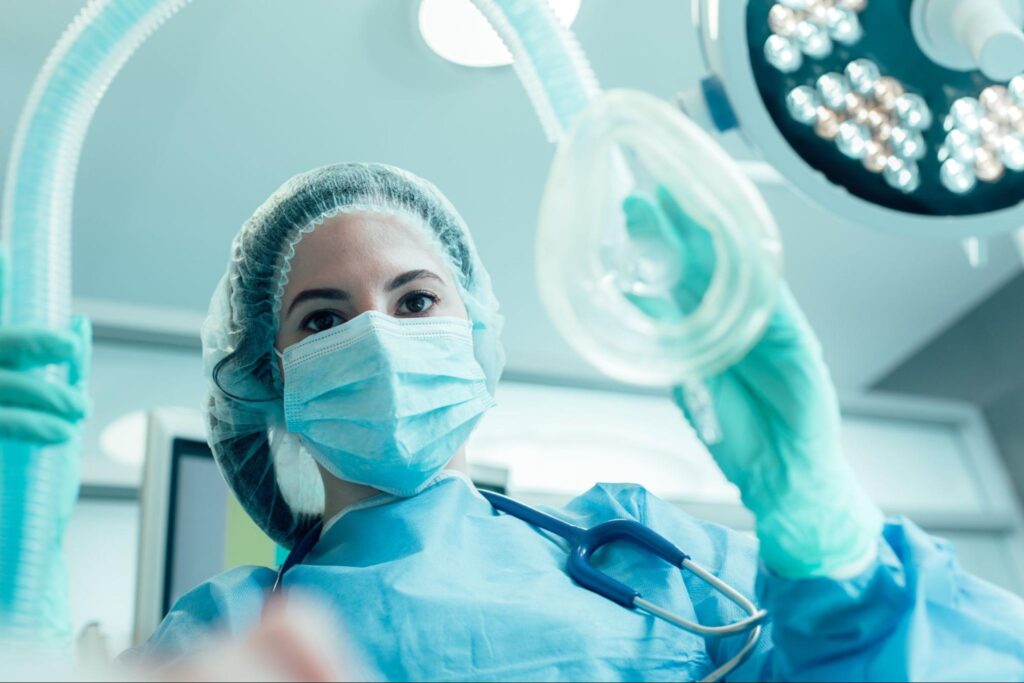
top-left (135, 473), bottom-right (1024, 680)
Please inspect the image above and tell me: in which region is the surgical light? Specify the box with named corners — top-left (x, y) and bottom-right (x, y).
top-left (785, 85), bottom-right (820, 123)
top-left (827, 8), bottom-right (864, 46)
top-left (1012, 74), bottom-right (1024, 101)
top-left (941, 158), bottom-right (979, 194)
top-left (764, 34), bottom-right (804, 72)
top-left (895, 93), bottom-right (933, 130)
top-left (1002, 133), bottom-right (1024, 169)
top-left (795, 19), bottom-right (833, 59)
top-left (689, 0), bottom-right (1024, 240)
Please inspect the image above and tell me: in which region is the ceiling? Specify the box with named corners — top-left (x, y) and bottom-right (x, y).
top-left (2, 0), bottom-right (1020, 392)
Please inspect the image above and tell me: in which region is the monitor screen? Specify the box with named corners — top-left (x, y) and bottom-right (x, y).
top-left (162, 438), bottom-right (281, 616)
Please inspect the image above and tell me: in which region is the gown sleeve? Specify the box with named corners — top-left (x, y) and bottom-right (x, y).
top-left (755, 517), bottom-right (1024, 681)
top-left (120, 565), bottom-right (276, 666)
top-left (603, 484), bottom-right (1024, 681)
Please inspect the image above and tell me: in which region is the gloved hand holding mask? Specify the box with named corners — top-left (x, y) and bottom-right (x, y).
top-left (623, 189), bottom-right (883, 580)
top-left (0, 250), bottom-right (91, 445)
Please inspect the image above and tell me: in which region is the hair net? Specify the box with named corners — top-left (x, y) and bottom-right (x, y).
top-left (201, 162), bottom-right (505, 549)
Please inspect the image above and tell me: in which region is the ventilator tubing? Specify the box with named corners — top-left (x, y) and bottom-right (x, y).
top-left (0, 0), bottom-right (192, 657)
top-left (471, 0), bottom-right (600, 141)
top-left (0, 0), bottom-right (603, 657)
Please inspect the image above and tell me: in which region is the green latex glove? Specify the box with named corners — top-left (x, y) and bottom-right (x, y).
top-left (623, 189), bottom-right (883, 579)
top-left (621, 186), bottom-right (716, 320)
top-left (0, 250), bottom-right (91, 445)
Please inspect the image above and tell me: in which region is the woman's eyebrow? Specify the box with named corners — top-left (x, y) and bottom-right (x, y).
top-left (287, 287), bottom-right (349, 315)
top-left (386, 269), bottom-right (443, 292)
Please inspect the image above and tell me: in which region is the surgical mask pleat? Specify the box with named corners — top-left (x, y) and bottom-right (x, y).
top-left (390, 391), bottom-right (496, 454)
top-left (296, 386), bottom-right (492, 454)
top-left (289, 369), bottom-right (485, 423)
top-left (280, 311), bottom-right (494, 497)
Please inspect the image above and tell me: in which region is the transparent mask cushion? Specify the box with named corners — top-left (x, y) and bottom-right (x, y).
top-left (537, 90), bottom-right (783, 446)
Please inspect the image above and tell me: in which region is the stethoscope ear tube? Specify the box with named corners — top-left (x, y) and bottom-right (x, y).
top-left (632, 558), bottom-right (768, 682)
top-left (631, 561), bottom-right (768, 637)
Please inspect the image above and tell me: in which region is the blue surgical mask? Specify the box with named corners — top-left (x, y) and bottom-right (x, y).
top-left (279, 311), bottom-right (496, 497)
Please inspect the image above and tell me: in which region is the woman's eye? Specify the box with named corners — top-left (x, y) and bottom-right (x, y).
top-left (397, 292), bottom-right (438, 316)
top-left (302, 311), bottom-right (345, 333)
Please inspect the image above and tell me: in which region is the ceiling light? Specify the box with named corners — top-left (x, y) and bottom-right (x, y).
top-left (419, 0), bottom-right (581, 68)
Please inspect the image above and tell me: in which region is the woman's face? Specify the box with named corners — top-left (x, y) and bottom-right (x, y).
top-left (276, 211), bottom-right (468, 353)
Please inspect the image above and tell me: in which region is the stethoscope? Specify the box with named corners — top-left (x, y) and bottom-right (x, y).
top-left (272, 489), bottom-right (767, 683)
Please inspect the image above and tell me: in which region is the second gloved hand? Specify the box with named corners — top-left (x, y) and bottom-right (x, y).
top-left (624, 188), bottom-right (883, 579)
top-left (0, 251), bottom-right (91, 445)
top-left (0, 318), bottom-right (91, 444)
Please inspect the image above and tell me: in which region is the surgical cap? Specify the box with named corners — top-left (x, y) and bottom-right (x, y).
top-left (201, 163), bottom-right (505, 549)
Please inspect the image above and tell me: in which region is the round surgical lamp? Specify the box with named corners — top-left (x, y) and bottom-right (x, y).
top-left (686, 0), bottom-right (1024, 242)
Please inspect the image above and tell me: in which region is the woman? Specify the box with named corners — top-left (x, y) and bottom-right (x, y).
top-left (3, 163), bottom-right (1023, 681)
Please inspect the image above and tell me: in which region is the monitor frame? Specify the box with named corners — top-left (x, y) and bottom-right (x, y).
top-left (132, 407), bottom-right (208, 647)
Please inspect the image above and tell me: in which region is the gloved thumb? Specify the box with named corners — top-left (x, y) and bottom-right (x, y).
top-left (68, 316), bottom-right (92, 389)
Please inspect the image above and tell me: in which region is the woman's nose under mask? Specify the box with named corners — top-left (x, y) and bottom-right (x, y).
top-left (278, 311), bottom-right (496, 497)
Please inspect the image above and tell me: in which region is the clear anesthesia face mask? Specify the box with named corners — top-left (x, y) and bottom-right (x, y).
top-left (537, 90), bottom-right (783, 390)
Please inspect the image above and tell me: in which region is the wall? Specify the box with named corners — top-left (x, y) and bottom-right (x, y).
top-left (875, 272), bottom-right (1024, 506)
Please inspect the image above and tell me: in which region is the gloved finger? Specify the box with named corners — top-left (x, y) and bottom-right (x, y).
top-left (0, 368), bottom-right (89, 419)
top-left (674, 377), bottom-right (789, 521)
top-left (0, 327), bottom-right (80, 370)
top-left (0, 407), bottom-right (76, 445)
top-left (653, 187), bottom-right (716, 311)
top-left (68, 316), bottom-right (92, 388)
top-left (622, 194), bottom-right (690, 319)
top-left (729, 284), bottom-right (836, 416)
top-left (655, 186), bottom-right (711, 242)
top-left (623, 292), bottom-right (682, 322)
top-left (623, 193), bottom-right (683, 248)
top-left (759, 284), bottom-right (819, 345)
top-left (671, 372), bottom-right (774, 489)
top-left (622, 191), bottom-right (712, 316)
top-left (655, 185), bottom-right (717, 280)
